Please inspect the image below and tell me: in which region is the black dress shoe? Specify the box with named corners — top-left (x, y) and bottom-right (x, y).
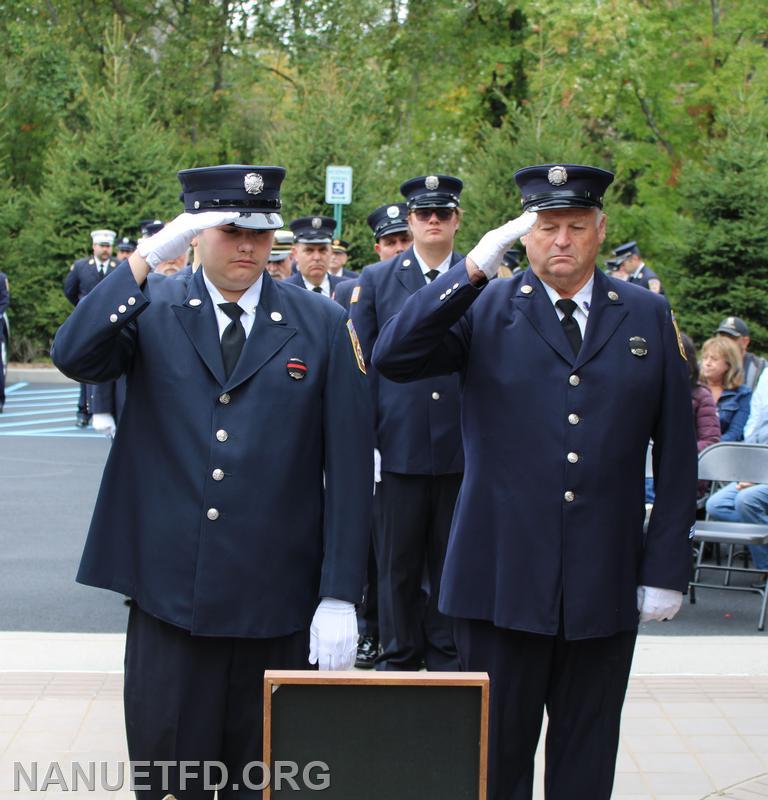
top-left (355, 635), bottom-right (378, 669)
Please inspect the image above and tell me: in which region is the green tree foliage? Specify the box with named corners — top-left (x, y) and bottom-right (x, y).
top-left (673, 113), bottom-right (768, 351)
top-left (0, 0), bottom-right (766, 358)
top-left (7, 20), bottom-right (180, 356)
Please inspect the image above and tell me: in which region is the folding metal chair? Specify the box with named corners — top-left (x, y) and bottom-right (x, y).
top-left (689, 442), bottom-right (768, 630)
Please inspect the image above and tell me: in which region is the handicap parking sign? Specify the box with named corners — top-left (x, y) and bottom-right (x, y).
top-left (325, 166), bottom-right (353, 205)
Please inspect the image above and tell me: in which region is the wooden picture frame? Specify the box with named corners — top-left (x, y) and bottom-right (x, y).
top-left (263, 670), bottom-right (489, 799)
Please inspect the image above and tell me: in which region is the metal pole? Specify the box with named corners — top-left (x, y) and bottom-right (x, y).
top-left (334, 204), bottom-right (343, 238)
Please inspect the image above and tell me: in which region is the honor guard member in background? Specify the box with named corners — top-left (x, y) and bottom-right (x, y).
top-left (0, 270), bottom-right (9, 412)
top-left (116, 237), bottom-right (136, 261)
top-left (52, 164), bottom-right (373, 800)
top-left (330, 238), bottom-right (357, 279)
top-left (333, 202), bottom-right (412, 311)
top-left (64, 228), bottom-right (119, 427)
top-left (138, 218), bottom-right (165, 240)
top-left (373, 164), bottom-right (697, 800)
top-left (266, 229), bottom-right (294, 281)
top-left (715, 316), bottom-right (767, 392)
top-left (285, 215), bottom-right (346, 297)
top-left (351, 174), bottom-right (465, 671)
top-left (613, 240), bottom-right (663, 293)
top-left (498, 247), bottom-right (523, 278)
top-left (336, 201), bottom-right (414, 663)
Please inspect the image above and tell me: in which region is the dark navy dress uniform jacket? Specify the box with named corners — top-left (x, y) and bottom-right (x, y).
top-left (64, 256), bottom-right (119, 305)
top-left (52, 262), bottom-right (374, 639)
top-left (373, 263), bottom-right (697, 640)
top-left (351, 246), bottom-right (464, 476)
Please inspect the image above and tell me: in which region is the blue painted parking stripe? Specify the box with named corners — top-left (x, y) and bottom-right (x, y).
top-left (4, 382), bottom-right (29, 394)
top-left (0, 415), bottom-right (76, 428)
top-left (0, 408), bottom-right (79, 419)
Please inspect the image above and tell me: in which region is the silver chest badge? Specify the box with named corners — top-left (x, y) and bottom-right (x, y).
top-left (629, 336), bottom-right (648, 357)
top-left (244, 173), bottom-right (264, 195)
top-left (547, 166), bottom-right (568, 186)
top-left (425, 175), bottom-right (439, 190)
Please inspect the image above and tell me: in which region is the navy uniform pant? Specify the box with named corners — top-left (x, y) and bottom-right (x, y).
top-left (124, 604), bottom-right (309, 799)
top-left (454, 618), bottom-right (636, 800)
top-left (357, 491), bottom-right (381, 639)
top-left (375, 471), bottom-right (461, 670)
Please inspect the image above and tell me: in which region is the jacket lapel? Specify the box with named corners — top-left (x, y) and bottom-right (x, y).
top-left (394, 247), bottom-right (427, 295)
top-left (172, 267), bottom-right (227, 386)
top-left (512, 271), bottom-right (576, 365)
top-left (574, 270), bottom-right (627, 369)
top-left (225, 273), bottom-right (297, 390)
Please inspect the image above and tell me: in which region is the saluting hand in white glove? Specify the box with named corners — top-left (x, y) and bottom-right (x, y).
top-left (309, 598), bottom-right (359, 670)
top-left (466, 211), bottom-right (538, 280)
top-left (137, 211), bottom-right (240, 270)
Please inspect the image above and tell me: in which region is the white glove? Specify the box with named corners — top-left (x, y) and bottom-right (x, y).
top-left (309, 598), bottom-right (358, 670)
top-left (137, 211), bottom-right (239, 269)
top-left (373, 448), bottom-right (382, 484)
top-left (637, 585), bottom-right (683, 622)
top-left (91, 413), bottom-right (116, 437)
top-left (467, 211), bottom-right (538, 279)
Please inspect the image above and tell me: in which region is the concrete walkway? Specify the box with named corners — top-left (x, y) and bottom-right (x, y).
top-left (1, 634), bottom-right (768, 798)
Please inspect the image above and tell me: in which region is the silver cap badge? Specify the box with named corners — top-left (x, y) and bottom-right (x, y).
top-left (244, 173), bottom-right (264, 195)
top-left (387, 205), bottom-right (400, 218)
top-left (425, 175), bottom-right (439, 190)
top-left (547, 166), bottom-right (568, 186)
top-left (311, 217), bottom-right (322, 229)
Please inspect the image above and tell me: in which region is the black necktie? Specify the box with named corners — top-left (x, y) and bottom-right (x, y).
top-left (312, 286), bottom-right (323, 293)
top-left (218, 302), bottom-right (245, 378)
top-left (425, 269), bottom-right (440, 282)
top-left (555, 298), bottom-right (582, 357)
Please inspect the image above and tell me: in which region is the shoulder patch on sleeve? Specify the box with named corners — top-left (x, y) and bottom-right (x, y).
top-left (346, 318), bottom-right (366, 374)
top-left (649, 278), bottom-right (661, 293)
top-left (671, 312), bottom-right (686, 361)
top-left (351, 285), bottom-right (361, 304)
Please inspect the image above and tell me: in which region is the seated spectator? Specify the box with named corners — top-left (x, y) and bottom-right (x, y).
top-left (646, 333), bottom-right (720, 503)
top-left (715, 316), bottom-right (766, 392)
top-left (706, 484), bottom-right (768, 582)
top-left (700, 336), bottom-right (751, 441)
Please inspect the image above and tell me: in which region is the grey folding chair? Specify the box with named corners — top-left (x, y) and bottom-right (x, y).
top-left (690, 442), bottom-right (768, 630)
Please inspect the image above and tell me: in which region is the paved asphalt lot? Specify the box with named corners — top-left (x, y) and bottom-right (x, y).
top-left (1, 381), bottom-right (767, 636)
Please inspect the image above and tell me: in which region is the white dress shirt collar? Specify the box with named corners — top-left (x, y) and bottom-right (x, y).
top-left (412, 246), bottom-right (452, 278)
top-left (202, 268), bottom-right (263, 339)
top-left (540, 273), bottom-right (595, 338)
top-left (301, 273), bottom-right (331, 297)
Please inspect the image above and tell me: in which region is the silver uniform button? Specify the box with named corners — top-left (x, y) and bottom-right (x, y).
top-left (521, 285), bottom-right (533, 295)
top-left (219, 393), bottom-right (231, 405)
top-left (212, 469), bottom-right (224, 481)
top-left (432, 392), bottom-right (440, 400)
top-left (118, 304), bottom-right (127, 313)
top-left (189, 298), bottom-right (202, 307)
top-left (206, 508), bottom-right (220, 520)
top-left (567, 452), bottom-right (579, 463)
top-left (453, 282), bottom-right (460, 290)
top-left (270, 311), bottom-right (283, 322)
top-left (216, 429), bottom-right (228, 442)
top-left (127, 297), bottom-right (136, 306)
top-left (564, 491), bottom-right (575, 503)
top-left (403, 259), bottom-right (411, 267)
top-left (608, 291), bottom-right (619, 301)
top-left (568, 413), bottom-right (580, 425)
top-left (439, 293), bottom-right (446, 301)
top-left (445, 287), bottom-right (452, 295)
top-left (109, 314), bottom-right (118, 323)
top-left (569, 374), bottom-right (580, 386)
